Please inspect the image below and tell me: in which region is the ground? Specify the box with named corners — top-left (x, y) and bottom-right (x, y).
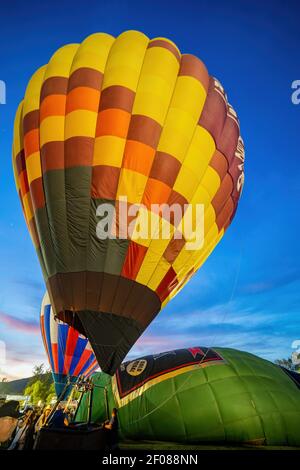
top-left (120, 440), bottom-right (300, 451)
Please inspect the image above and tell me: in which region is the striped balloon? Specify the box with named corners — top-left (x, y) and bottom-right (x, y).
top-left (13, 30), bottom-right (244, 375)
top-left (40, 292), bottom-right (99, 396)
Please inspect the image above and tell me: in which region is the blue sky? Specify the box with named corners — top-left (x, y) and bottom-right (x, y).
top-left (0, 0), bottom-right (299, 379)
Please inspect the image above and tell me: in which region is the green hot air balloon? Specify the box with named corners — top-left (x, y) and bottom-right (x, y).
top-left (76, 347), bottom-right (300, 447)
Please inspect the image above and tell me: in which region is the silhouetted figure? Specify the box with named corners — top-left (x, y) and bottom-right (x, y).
top-left (49, 405), bottom-right (68, 428)
top-left (103, 408), bottom-right (119, 450)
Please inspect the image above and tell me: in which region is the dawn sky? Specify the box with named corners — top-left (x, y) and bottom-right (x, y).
top-left (0, 0), bottom-right (300, 380)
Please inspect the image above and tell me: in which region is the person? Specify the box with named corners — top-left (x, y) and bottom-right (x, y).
top-left (35, 405), bottom-right (51, 433)
top-left (8, 407), bottom-right (34, 450)
top-left (64, 409), bottom-right (73, 425)
top-left (0, 401), bottom-right (21, 448)
top-left (22, 410), bottom-right (40, 450)
top-left (48, 404), bottom-right (68, 428)
top-left (103, 408), bottom-right (119, 450)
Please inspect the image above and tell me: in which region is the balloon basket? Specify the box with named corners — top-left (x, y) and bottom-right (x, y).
top-left (34, 423), bottom-right (106, 450)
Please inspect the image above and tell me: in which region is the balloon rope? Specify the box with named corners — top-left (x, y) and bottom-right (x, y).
top-left (64, 385), bottom-right (74, 412)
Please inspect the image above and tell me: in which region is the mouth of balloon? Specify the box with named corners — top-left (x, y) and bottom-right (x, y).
top-left (57, 309), bottom-right (143, 375)
top-left (57, 310), bottom-right (87, 336)
top-left (49, 272), bottom-right (162, 375)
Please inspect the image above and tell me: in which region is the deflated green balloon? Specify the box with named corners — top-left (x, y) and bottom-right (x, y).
top-left (76, 346), bottom-right (300, 446)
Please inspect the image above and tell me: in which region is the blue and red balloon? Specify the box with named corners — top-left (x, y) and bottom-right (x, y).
top-left (40, 292), bottom-right (99, 397)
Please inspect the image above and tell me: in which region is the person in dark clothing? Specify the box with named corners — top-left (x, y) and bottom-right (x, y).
top-left (0, 400), bottom-right (22, 419)
top-left (48, 405), bottom-right (68, 428)
top-left (103, 408), bottom-right (118, 450)
top-left (23, 411), bottom-right (39, 450)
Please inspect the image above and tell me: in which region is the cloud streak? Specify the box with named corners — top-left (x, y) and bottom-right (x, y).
top-left (0, 311), bottom-right (39, 334)
top-left (239, 269), bottom-right (300, 295)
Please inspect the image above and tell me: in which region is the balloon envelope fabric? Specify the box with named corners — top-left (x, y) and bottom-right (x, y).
top-left (75, 347), bottom-right (300, 447)
top-left (13, 31), bottom-right (245, 374)
top-left (40, 292), bottom-right (99, 397)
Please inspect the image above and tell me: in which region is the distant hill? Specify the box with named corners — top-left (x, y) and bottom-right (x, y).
top-left (0, 374), bottom-right (51, 396)
top-left (0, 377), bottom-right (32, 396)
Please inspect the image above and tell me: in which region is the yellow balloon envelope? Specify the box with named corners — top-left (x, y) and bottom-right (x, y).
top-left (12, 31), bottom-right (245, 374)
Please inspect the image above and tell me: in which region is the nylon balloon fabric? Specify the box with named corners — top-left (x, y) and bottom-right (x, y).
top-left (76, 348), bottom-right (300, 447)
top-left (40, 292), bottom-right (99, 396)
top-left (13, 31), bottom-right (245, 374)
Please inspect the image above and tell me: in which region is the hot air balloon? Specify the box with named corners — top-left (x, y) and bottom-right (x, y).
top-left (76, 347), bottom-right (300, 447)
top-left (40, 292), bottom-right (99, 397)
top-left (13, 31), bottom-right (245, 374)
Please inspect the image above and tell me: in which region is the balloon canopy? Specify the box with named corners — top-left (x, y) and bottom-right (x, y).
top-left (76, 347), bottom-right (300, 447)
top-left (40, 292), bottom-right (99, 396)
top-left (13, 30), bottom-right (244, 374)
